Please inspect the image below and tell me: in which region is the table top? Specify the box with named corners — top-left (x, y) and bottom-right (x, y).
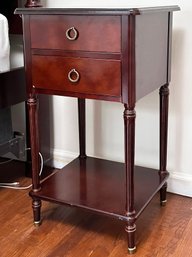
top-left (15, 5), bottom-right (180, 15)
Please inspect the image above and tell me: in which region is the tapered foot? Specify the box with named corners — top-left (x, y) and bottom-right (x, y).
top-left (32, 199), bottom-right (41, 226)
top-left (160, 182), bottom-right (167, 207)
top-left (161, 199), bottom-right (167, 206)
top-left (34, 220), bottom-right (42, 227)
top-left (126, 223), bottom-right (136, 255)
top-left (128, 246), bottom-right (136, 254)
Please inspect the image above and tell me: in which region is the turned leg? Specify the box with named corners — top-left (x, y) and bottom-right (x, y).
top-left (125, 223), bottom-right (137, 254)
top-left (124, 104), bottom-right (136, 254)
top-left (159, 84), bottom-right (169, 206)
top-left (27, 96), bottom-right (41, 225)
top-left (78, 98), bottom-right (87, 201)
top-left (25, 101), bottom-right (32, 177)
top-left (78, 98), bottom-right (87, 159)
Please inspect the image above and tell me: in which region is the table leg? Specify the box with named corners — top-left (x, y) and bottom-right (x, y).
top-left (124, 104), bottom-right (136, 254)
top-left (27, 96), bottom-right (41, 225)
top-left (159, 84), bottom-right (169, 206)
top-left (78, 98), bottom-right (87, 159)
top-left (32, 198), bottom-right (42, 226)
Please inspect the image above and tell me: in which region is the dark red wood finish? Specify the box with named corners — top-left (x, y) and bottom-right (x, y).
top-left (16, 6), bottom-right (180, 254)
top-left (159, 84), bottom-right (169, 205)
top-left (78, 98), bottom-right (86, 159)
top-left (27, 96), bottom-right (40, 192)
top-left (30, 157), bottom-right (169, 219)
top-left (25, 0), bottom-right (42, 8)
top-left (30, 15), bottom-right (121, 53)
top-left (32, 55), bottom-right (121, 97)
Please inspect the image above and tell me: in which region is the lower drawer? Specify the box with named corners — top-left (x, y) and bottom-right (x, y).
top-left (32, 56), bottom-right (121, 97)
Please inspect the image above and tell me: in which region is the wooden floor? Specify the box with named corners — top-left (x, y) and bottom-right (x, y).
top-left (0, 162), bottom-right (192, 256)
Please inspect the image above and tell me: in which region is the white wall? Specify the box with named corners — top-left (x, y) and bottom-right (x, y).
top-left (37, 0), bottom-right (192, 197)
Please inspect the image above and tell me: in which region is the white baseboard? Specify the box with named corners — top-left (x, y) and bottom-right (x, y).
top-left (167, 172), bottom-right (192, 197)
top-left (50, 149), bottom-right (192, 198)
top-left (50, 148), bottom-right (78, 169)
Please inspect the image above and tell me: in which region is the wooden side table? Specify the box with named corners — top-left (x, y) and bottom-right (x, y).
top-left (16, 6), bottom-right (180, 253)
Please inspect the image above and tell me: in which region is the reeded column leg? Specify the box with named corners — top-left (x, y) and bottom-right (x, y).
top-left (78, 98), bottom-right (87, 159)
top-left (78, 98), bottom-right (87, 202)
top-left (124, 104), bottom-right (136, 254)
top-left (159, 84), bottom-right (169, 206)
top-left (27, 96), bottom-right (41, 225)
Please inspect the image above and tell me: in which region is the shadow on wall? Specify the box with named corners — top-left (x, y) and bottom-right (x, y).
top-left (89, 100), bottom-right (124, 162)
top-left (85, 28), bottom-right (186, 171)
top-left (133, 29), bottom-right (186, 171)
top-left (168, 28), bottom-right (186, 173)
top-left (38, 95), bottom-right (52, 164)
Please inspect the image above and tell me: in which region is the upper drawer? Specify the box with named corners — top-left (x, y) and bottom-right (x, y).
top-left (30, 15), bottom-right (121, 53)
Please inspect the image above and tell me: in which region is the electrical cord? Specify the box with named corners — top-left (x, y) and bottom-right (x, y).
top-left (0, 151), bottom-right (44, 190)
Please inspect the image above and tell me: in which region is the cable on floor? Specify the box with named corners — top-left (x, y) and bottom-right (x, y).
top-left (0, 150), bottom-right (43, 190)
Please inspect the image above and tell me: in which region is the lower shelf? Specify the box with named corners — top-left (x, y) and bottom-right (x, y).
top-left (30, 157), bottom-right (168, 221)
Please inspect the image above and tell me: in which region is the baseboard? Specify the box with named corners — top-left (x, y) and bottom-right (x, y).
top-left (50, 148), bottom-right (78, 169)
top-left (167, 172), bottom-right (192, 197)
top-left (50, 149), bottom-right (192, 197)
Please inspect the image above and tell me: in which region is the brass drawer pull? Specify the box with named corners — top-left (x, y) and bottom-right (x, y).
top-left (68, 69), bottom-right (80, 83)
top-left (65, 27), bottom-right (78, 41)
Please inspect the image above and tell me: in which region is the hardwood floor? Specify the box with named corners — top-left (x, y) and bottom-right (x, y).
top-left (0, 161), bottom-right (192, 256)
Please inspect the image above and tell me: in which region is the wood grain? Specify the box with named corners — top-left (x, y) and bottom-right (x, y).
top-left (0, 164), bottom-right (191, 257)
top-left (14, 6), bottom-right (180, 253)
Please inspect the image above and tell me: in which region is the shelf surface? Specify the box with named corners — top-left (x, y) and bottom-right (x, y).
top-left (30, 157), bottom-right (168, 221)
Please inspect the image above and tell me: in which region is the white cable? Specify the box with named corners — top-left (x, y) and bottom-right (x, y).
top-left (38, 151), bottom-right (43, 176)
top-left (0, 150), bottom-right (44, 190)
top-left (0, 184), bottom-right (32, 190)
top-left (0, 182), bottom-right (19, 186)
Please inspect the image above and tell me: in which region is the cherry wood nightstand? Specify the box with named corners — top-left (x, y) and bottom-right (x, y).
top-left (16, 6), bottom-right (179, 253)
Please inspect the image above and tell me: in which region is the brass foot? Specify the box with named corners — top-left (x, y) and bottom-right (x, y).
top-left (34, 220), bottom-right (41, 227)
top-left (161, 200), bottom-right (167, 206)
top-left (128, 246), bottom-right (136, 254)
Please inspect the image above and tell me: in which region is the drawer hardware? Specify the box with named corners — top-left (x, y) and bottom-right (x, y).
top-left (68, 69), bottom-right (80, 83)
top-left (65, 27), bottom-right (78, 41)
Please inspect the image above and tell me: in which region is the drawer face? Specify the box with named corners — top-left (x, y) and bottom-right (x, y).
top-left (32, 55), bottom-right (121, 97)
top-left (30, 15), bottom-right (121, 53)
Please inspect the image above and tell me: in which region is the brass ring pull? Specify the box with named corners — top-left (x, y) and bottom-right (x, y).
top-left (65, 27), bottom-right (78, 41)
top-left (68, 69), bottom-right (80, 83)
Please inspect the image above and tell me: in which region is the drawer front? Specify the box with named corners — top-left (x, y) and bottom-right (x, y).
top-left (30, 15), bottom-right (121, 53)
top-left (32, 56), bottom-right (121, 97)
